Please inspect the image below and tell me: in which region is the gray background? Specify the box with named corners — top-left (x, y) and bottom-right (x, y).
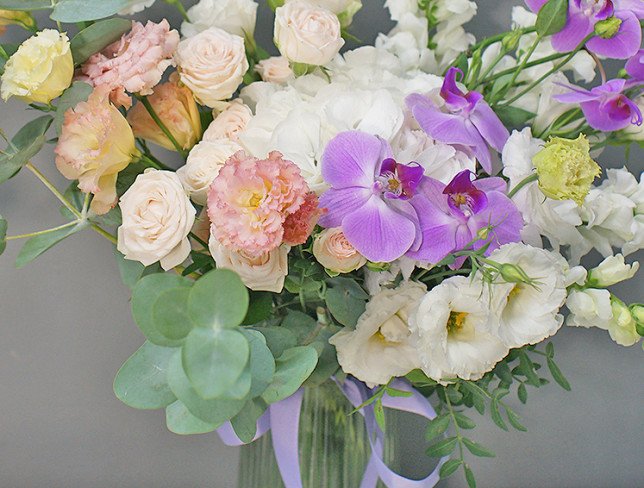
top-left (1, 1), bottom-right (642, 487)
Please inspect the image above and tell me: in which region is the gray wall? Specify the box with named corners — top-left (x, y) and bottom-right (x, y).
top-left (1, 2), bottom-right (642, 487)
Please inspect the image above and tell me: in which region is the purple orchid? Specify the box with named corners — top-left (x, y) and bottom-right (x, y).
top-left (526, 0), bottom-right (642, 59)
top-left (405, 68), bottom-right (509, 175)
top-left (626, 49), bottom-right (644, 80)
top-left (318, 131), bottom-right (424, 263)
top-left (554, 78), bottom-right (643, 131)
top-left (407, 170), bottom-right (523, 266)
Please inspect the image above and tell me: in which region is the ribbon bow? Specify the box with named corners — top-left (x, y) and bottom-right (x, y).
top-left (217, 378), bottom-right (448, 488)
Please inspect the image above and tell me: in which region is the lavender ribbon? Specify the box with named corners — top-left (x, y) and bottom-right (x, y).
top-left (217, 378), bottom-right (447, 488)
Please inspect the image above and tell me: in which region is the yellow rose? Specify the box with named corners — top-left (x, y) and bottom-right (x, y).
top-left (127, 74), bottom-right (202, 152)
top-left (0, 9), bottom-right (36, 33)
top-left (55, 87), bottom-right (141, 215)
top-left (1, 29), bottom-right (73, 104)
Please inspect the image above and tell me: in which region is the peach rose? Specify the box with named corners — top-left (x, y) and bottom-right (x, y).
top-left (55, 86), bottom-right (140, 215)
top-left (202, 99), bottom-right (253, 142)
top-left (254, 56), bottom-right (294, 84)
top-left (313, 227), bottom-right (366, 273)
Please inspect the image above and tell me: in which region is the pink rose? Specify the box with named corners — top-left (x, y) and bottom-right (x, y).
top-left (202, 99), bottom-right (253, 142)
top-left (255, 56), bottom-right (294, 84)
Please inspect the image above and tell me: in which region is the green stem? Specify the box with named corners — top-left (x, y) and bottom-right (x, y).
top-left (507, 173), bottom-right (538, 199)
top-left (496, 34), bottom-right (542, 102)
top-left (26, 162), bottom-right (82, 219)
top-left (90, 224), bottom-right (118, 245)
top-left (476, 51), bottom-right (569, 87)
top-left (189, 231), bottom-right (209, 249)
top-left (6, 220), bottom-right (79, 241)
top-left (139, 153), bottom-right (172, 171)
top-left (470, 48), bottom-right (507, 89)
top-left (135, 94), bottom-right (188, 159)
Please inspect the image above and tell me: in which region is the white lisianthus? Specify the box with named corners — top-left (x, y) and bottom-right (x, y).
top-left (209, 236), bottom-right (289, 293)
top-left (411, 276), bottom-right (508, 383)
top-left (175, 27), bottom-right (249, 107)
top-left (118, 170), bottom-right (196, 270)
top-left (177, 139), bottom-right (242, 205)
top-left (119, 0), bottom-right (155, 14)
top-left (588, 254), bottom-right (639, 287)
top-left (203, 99), bottom-right (253, 143)
top-left (274, 1), bottom-right (345, 66)
top-left (329, 281), bottom-right (426, 387)
top-left (182, 0), bottom-right (258, 39)
top-left (484, 244), bottom-right (568, 348)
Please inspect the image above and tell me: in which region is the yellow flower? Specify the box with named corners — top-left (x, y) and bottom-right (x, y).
top-left (532, 134), bottom-right (601, 205)
top-left (1, 29), bottom-right (73, 104)
top-left (0, 9), bottom-right (36, 33)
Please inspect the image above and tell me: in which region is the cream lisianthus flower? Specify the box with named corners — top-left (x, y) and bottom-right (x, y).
top-left (484, 243), bottom-right (568, 349)
top-left (1, 29), bottom-right (73, 104)
top-left (118, 170), bottom-right (196, 270)
top-left (176, 139), bottom-right (242, 205)
top-left (411, 276), bottom-right (508, 383)
top-left (208, 235), bottom-right (289, 293)
top-left (329, 282), bottom-right (426, 387)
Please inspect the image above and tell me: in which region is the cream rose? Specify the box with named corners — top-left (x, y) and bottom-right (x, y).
top-left (1, 29), bottom-right (73, 104)
top-left (313, 227), bottom-right (366, 274)
top-left (255, 56), bottom-right (294, 84)
top-left (118, 169), bottom-right (196, 270)
top-left (176, 139), bottom-right (242, 205)
top-left (209, 235), bottom-right (289, 292)
top-left (274, 1), bottom-right (345, 66)
top-left (202, 99), bottom-right (253, 143)
top-left (175, 27), bottom-right (249, 107)
top-left (182, 0), bottom-right (258, 39)
top-left (286, 0), bottom-right (362, 26)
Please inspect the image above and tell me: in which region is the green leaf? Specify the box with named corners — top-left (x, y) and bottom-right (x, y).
top-left (426, 436), bottom-right (458, 457)
top-left (490, 398), bottom-right (508, 431)
top-left (0, 44), bottom-right (18, 75)
top-left (546, 341), bottom-right (554, 358)
top-left (131, 273), bottom-right (193, 347)
top-left (535, 0), bottom-right (568, 37)
top-left (166, 351), bottom-right (246, 425)
top-left (252, 325), bottom-right (297, 357)
top-left (0, 1), bottom-right (51, 10)
top-left (53, 82), bottom-right (93, 136)
top-left (454, 412), bottom-right (476, 430)
top-left (242, 292), bottom-right (274, 325)
top-left (374, 400), bottom-right (386, 432)
top-left (426, 414), bottom-right (451, 440)
top-left (518, 351), bottom-right (540, 387)
top-left (15, 220), bottom-right (88, 268)
top-left (188, 269), bottom-right (249, 329)
top-left (280, 309), bottom-right (318, 344)
top-left (506, 408), bottom-right (527, 432)
top-left (462, 438), bottom-right (495, 458)
top-left (461, 382), bottom-right (486, 415)
top-left (231, 399), bottom-right (267, 443)
top-left (113, 341), bottom-right (177, 410)
top-left (261, 346), bottom-right (318, 405)
top-left (439, 458), bottom-right (462, 479)
top-left (517, 383), bottom-right (528, 404)
top-left (464, 464), bottom-right (477, 488)
top-left (0, 214), bottom-right (7, 256)
top-left (0, 116), bottom-right (53, 184)
top-left (547, 357), bottom-right (571, 391)
top-left (182, 327), bottom-right (249, 399)
top-left (70, 18), bottom-right (132, 64)
top-left (153, 287), bottom-right (195, 342)
top-left (495, 105), bottom-right (535, 128)
top-left (405, 369), bottom-right (438, 387)
top-left (325, 278), bottom-right (368, 328)
top-left (241, 329), bottom-right (275, 398)
top-left (165, 400), bottom-right (219, 435)
top-left (114, 249), bottom-right (161, 290)
top-left (51, 0), bottom-right (129, 22)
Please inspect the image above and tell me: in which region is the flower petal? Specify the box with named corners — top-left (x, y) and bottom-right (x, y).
top-left (319, 186), bottom-right (371, 228)
top-left (551, 11), bottom-right (594, 53)
top-left (470, 101), bottom-right (510, 152)
top-left (586, 10), bottom-right (642, 59)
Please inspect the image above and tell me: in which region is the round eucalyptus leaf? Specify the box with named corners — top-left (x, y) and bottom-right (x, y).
top-left (242, 329), bottom-right (276, 398)
top-left (152, 287), bottom-right (195, 342)
top-left (165, 401), bottom-right (219, 435)
top-left (188, 269), bottom-right (249, 329)
top-left (261, 346), bottom-right (318, 405)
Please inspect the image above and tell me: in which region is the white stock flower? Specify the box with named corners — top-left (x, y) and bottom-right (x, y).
top-left (119, 0), bottom-right (155, 15)
top-left (118, 170), bottom-right (196, 270)
top-left (329, 281), bottom-right (426, 387)
top-left (255, 56), bottom-right (294, 84)
top-left (485, 243), bottom-right (568, 348)
top-left (209, 236), bottom-right (289, 292)
top-left (181, 0), bottom-right (258, 39)
top-left (176, 27), bottom-right (248, 107)
top-left (588, 254), bottom-right (639, 287)
top-left (608, 299), bottom-right (640, 346)
top-left (566, 288), bottom-right (613, 329)
top-left (411, 276), bottom-right (509, 383)
top-left (177, 140), bottom-right (242, 205)
top-left (203, 99), bottom-right (253, 143)
top-left (274, 1), bottom-right (345, 66)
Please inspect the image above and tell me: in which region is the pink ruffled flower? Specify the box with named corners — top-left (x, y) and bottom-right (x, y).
top-left (79, 20), bottom-right (179, 108)
top-left (207, 151), bottom-right (309, 257)
top-left (283, 192), bottom-right (323, 246)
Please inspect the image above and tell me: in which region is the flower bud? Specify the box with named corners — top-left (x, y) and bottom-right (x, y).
top-left (502, 29), bottom-right (522, 52)
top-left (313, 227), bottom-right (366, 274)
top-left (630, 304), bottom-right (644, 336)
top-left (608, 297), bottom-right (640, 347)
top-left (0, 9), bottom-right (35, 32)
top-left (594, 16), bottom-right (622, 39)
top-left (499, 263), bottom-right (532, 285)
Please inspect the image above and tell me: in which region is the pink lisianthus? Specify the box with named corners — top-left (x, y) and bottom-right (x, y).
top-left (283, 192), bottom-right (323, 246)
top-left (79, 20), bottom-right (179, 108)
top-left (207, 151), bottom-right (309, 256)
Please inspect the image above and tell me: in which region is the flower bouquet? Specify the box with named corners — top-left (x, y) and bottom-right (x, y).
top-left (0, 0), bottom-right (642, 486)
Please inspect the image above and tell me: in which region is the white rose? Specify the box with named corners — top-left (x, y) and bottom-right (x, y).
top-left (203, 99), bottom-right (253, 143)
top-left (119, 0), bottom-right (155, 14)
top-left (566, 288), bottom-right (613, 330)
top-left (182, 0), bottom-right (258, 39)
top-left (118, 169), bottom-right (196, 270)
top-left (329, 281), bottom-right (426, 387)
top-left (209, 235), bottom-right (289, 292)
top-left (312, 227), bottom-right (366, 273)
top-left (177, 139), bottom-right (242, 205)
top-left (485, 243), bottom-right (568, 348)
top-left (274, 1), bottom-right (345, 66)
top-left (588, 254), bottom-right (639, 287)
top-left (287, 0), bottom-right (362, 26)
top-left (255, 56), bottom-right (294, 84)
top-left (176, 27), bottom-right (249, 107)
top-left (411, 276), bottom-right (508, 383)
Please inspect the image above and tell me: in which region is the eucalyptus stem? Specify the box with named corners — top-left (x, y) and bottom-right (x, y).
top-left (507, 173), bottom-right (538, 199)
top-left (6, 220), bottom-right (79, 241)
top-left (135, 94), bottom-right (188, 159)
top-left (26, 162), bottom-right (82, 219)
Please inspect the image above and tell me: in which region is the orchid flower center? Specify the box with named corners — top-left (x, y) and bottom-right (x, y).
top-left (375, 158), bottom-right (424, 200)
top-left (443, 170), bottom-right (488, 216)
top-left (577, 0), bottom-right (613, 18)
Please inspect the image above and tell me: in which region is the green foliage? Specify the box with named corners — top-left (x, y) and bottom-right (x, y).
top-left (0, 116), bottom-right (53, 184)
top-left (50, 0), bottom-right (129, 23)
top-left (0, 44), bottom-right (18, 75)
top-left (153, 288), bottom-right (193, 341)
top-left (188, 269), bottom-right (249, 329)
top-left (242, 292), bottom-right (274, 325)
top-left (241, 329), bottom-right (276, 398)
top-left (70, 19), bottom-right (132, 64)
top-left (0, 0), bottom-right (51, 10)
top-left (261, 346), bottom-right (318, 404)
top-left (53, 82), bottom-right (93, 136)
top-left (230, 399), bottom-right (267, 443)
top-left (426, 436), bottom-right (458, 457)
top-left (165, 400), bottom-right (219, 435)
top-left (494, 106), bottom-right (535, 129)
top-left (113, 341), bottom-right (177, 410)
top-left (252, 325), bottom-right (297, 357)
top-left (15, 220), bottom-right (88, 268)
top-left (324, 277), bottom-right (368, 328)
top-left (115, 249), bottom-right (161, 290)
top-left (0, 215), bottom-right (7, 256)
top-left (535, 0), bottom-right (569, 37)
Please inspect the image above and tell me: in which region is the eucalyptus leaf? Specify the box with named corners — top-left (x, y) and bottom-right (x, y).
top-left (165, 400), bottom-right (219, 435)
top-left (0, 0), bottom-right (51, 10)
top-left (261, 346), bottom-right (318, 405)
top-left (115, 249), bottom-right (161, 289)
top-left (230, 399), bottom-right (267, 443)
top-left (325, 278), bottom-right (368, 328)
top-left (51, 0), bottom-right (130, 22)
top-left (71, 18), bottom-right (132, 64)
top-left (281, 310), bottom-right (318, 344)
top-left (252, 325), bottom-right (297, 357)
top-left (182, 327), bottom-right (249, 399)
top-left (0, 116), bottom-right (53, 184)
top-left (303, 326), bottom-right (340, 387)
top-left (426, 436), bottom-right (458, 457)
top-left (153, 287), bottom-right (195, 342)
top-left (15, 220), bottom-right (88, 268)
top-left (188, 269), bottom-right (249, 329)
top-left (535, 0), bottom-right (568, 37)
top-left (241, 329), bottom-right (275, 398)
top-left (113, 341), bottom-right (176, 410)
top-left (53, 82), bottom-right (92, 136)
top-left (242, 292), bottom-right (274, 325)
top-left (0, 215), bottom-right (7, 256)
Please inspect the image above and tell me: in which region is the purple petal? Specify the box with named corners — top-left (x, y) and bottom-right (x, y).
top-left (551, 11), bottom-right (594, 53)
top-left (587, 11), bottom-right (642, 59)
top-left (321, 131), bottom-right (389, 189)
top-left (441, 68), bottom-right (470, 110)
top-left (616, 0), bottom-right (644, 19)
top-left (470, 102), bottom-right (510, 152)
top-left (468, 192), bottom-right (523, 254)
top-left (525, 0), bottom-right (548, 13)
top-left (580, 98), bottom-right (633, 131)
top-left (342, 196), bottom-right (417, 262)
top-left (397, 163), bottom-right (425, 197)
top-left (319, 187), bottom-right (371, 228)
top-left (444, 170), bottom-right (475, 194)
top-left (625, 49), bottom-right (644, 79)
top-left (406, 194), bottom-right (459, 263)
top-left (469, 138), bottom-right (494, 175)
top-left (473, 176), bottom-right (508, 194)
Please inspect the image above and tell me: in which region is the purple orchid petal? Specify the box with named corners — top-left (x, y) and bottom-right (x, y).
top-left (554, 84), bottom-right (600, 103)
top-left (470, 101), bottom-right (510, 153)
top-left (444, 170), bottom-right (475, 195)
top-left (552, 10), bottom-right (594, 53)
top-left (525, 0), bottom-right (548, 13)
top-left (626, 49), bottom-right (644, 79)
top-left (440, 68), bottom-right (470, 111)
top-left (444, 170), bottom-right (489, 215)
top-left (615, 0), bottom-right (644, 19)
top-left (396, 163), bottom-right (425, 198)
top-left (468, 192), bottom-right (523, 254)
top-left (586, 10), bottom-right (642, 59)
top-left (380, 158), bottom-right (396, 175)
top-left (320, 131), bottom-right (389, 189)
top-left (388, 197), bottom-right (423, 252)
top-left (319, 186), bottom-right (371, 228)
top-left (473, 176), bottom-right (508, 194)
top-left (595, 0), bottom-right (615, 20)
top-left (342, 195), bottom-right (417, 262)
top-left (406, 194), bottom-right (460, 263)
